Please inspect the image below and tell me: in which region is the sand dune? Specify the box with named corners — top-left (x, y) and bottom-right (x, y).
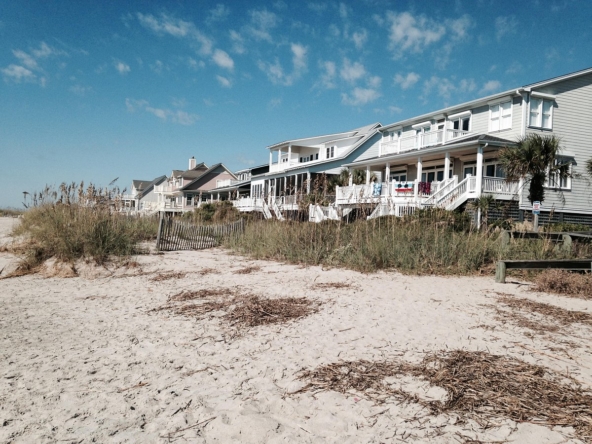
top-left (0, 217), bottom-right (590, 443)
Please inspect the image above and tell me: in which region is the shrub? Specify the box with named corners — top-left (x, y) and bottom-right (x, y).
top-left (183, 201), bottom-right (241, 224)
top-left (12, 182), bottom-right (158, 270)
top-left (533, 270), bottom-right (592, 298)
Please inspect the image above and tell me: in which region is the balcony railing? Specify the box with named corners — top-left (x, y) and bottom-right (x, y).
top-left (381, 129), bottom-right (473, 155)
top-left (154, 184), bottom-right (180, 194)
top-left (215, 179), bottom-right (242, 188)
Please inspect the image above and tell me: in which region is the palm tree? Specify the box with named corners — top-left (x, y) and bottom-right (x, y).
top-left (499, 134), bottom-right (570, 204)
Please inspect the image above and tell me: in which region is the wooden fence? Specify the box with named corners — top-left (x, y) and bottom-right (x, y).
top-left (156, 218), bottom-right (245, 251)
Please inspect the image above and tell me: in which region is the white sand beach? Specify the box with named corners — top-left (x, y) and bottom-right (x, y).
top-left (1, 216), bottom-right (591, 443)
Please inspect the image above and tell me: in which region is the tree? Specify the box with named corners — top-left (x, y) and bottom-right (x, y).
top-left (499, 134), bottom-right (571, 205)
top-left (586, 158), bottom-right (592, 179)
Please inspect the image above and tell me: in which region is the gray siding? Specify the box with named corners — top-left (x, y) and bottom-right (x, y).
top-left (522, 72), bottom-right (592, 214)
top-left (353, 134), bottom-right (381, 161)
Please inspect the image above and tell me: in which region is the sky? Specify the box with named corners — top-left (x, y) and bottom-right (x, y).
top-left (1, 0), bottom-right (591, 208)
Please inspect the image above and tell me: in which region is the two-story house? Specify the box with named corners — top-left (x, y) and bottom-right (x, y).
top-left (121, 175), bottom-right (167, 214)
top-left (336, 67), bottom-right (592, 225)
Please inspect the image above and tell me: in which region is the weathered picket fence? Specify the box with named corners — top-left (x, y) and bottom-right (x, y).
top-left (156, 218), bottom-right (245, 251)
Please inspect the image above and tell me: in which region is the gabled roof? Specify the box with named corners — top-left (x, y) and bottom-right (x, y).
top-left (267, 122), bottom-right (381, 150)
top-left (380, 66), bottom-right (592, 133)
top-left (132, 180), bottom-right (152, 191)
top-left (181, 163), bottom-right (237, 191)
top-left (171, 162), bottom-right (208, 179)
top-left (137, 175), bottom-right (167, 198)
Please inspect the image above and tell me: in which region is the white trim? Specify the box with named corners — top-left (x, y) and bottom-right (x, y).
top-left (487, 95), bottom-right (513, 106)
top-left (447, 110), bottom-right (471, 120)
top-left (411, 120), bottom-right (432, 129)
top-left (488, 99), bottom-right (512, 132)
top-left (530, 91), bottom-right (557, 100)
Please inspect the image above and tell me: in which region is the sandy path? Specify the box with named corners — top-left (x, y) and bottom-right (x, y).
top-left (0, 217), bottom-right (590, 443)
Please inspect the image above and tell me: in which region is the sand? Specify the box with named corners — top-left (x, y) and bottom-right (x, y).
top-left (1, 216), bottom-right (591, 443)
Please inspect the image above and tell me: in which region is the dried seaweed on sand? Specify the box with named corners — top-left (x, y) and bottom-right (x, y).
top-left (168, 288), bottom-right (235, 302)
top-left (312, 282), bottom-right (353, 290)
top-left (226, 296), bottom-right (319, 328)
top-left (297, 350), bottom-right (592, 441)
top-left (498, 295), bottom-right (592, 328)
top-left (150, 271), bottom-right (186, 282)
top-left (233, 265), bottom-right (261, 274)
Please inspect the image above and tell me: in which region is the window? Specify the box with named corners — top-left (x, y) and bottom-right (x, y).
top-left (390, 170), bottom-right (407, 183)
top-left (326, 146), bottom-right (335, 159)
top-left (546, 158), bottom-right (572, 189)
top-left (529, 98), bottom-right (553, 129)
top-left (490, 101), bottom-right (512, 132)
top-left (315, 153), bottom-right (319, 160)
top-left (449, 112), bottom-right (471, 138)
top-left (186, 194), bottom-right (193, 206)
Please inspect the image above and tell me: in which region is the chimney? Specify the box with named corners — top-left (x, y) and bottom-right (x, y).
top-left (189, 156), bottom-right (196, 170)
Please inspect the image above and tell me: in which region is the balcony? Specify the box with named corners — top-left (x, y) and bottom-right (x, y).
top-left (381, 129), bottom-right (472, 156)
top-left (215, 179), bottom-right (243, 188)
top-left (154, 184), bottom-right (181, 194)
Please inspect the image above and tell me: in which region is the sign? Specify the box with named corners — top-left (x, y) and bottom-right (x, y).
top-left (532, 201), bottom-right (541, 215)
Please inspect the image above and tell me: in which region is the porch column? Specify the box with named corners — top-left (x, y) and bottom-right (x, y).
top-left (284, 176), bottom-right (287, 194)
top-left (306, 171), bottom-right (311, 194)
top-left (288, 145), bottom-right (292, 165)
top-left (444, 152), bottom-right (450, 180)
top-left (476, 146), bottom-right (484, 198)
top-left (269, 150), bottom-right (273, 167)
top-left (415, 157), bottom-right (422, 200)
top-left (385, 162), bottom-right (390, 184)
top-left (295, 174), bottom-right (299, 193)
top-left (217, 193), bottom-right (220, 201)
top-left (278, 148), bottom-right (282, 165)
top-left (365, 165), bottom-right (371, 185)
top-left (348, 168), bottom-right (353, 186)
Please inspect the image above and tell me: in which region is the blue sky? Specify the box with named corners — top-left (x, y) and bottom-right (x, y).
top-left (1, 0), bottom-right (591, 207)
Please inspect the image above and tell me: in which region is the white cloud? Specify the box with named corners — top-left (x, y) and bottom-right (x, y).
top-left (229, 30), bottom-right (246, 54)
top-left (447, 15), bottom-right (473, 41)
top-left (12, 50), bottom-right (38, 69)
top-left (389, 105), bottom-right (403, 114)
top-left (268, 97), bottom-right (282, 108)
top-left (69, 84), bottom-right (92, 96)
top-left (1, 64), bottom-right (36, 83)
top-left (208, 4), bottom-right (230, 22)
top-left (318, 60), bottom-right (336, 89)
top-left (247, 9), bottom-right (279, 42)
top-left (421, 75), bottom-right (477, 101)
top-left (257, 43), bottom-right (307, 86)
top-left (338, 2), bottom-right (349, 19)
top-left (291, 43), bottom-right (307, 72)
top-left (367, 75), bottom-right (381, 88)
top-left (307, 2), bottom-right (327, 14)
top-left (352, 29), bottom-right (368, 50)
top-left (151, 60), bottom-right (164, 74)
top-left (212, 49), bottom-right (234, 70)
top-left (386, 11), bottom-right (446, 57)
top-left (114, 60), bottom-right (130, 75)
top-left (495, 16), bottom-right (518, 41)
top-left (216, 75), bottom-right (232, 88)
top-left (125, 98), bottom-right (199, 125)
top-left (480, 80), bottom-right (501, 94)
top-left (394, 72), bottom-right (420, 89)
top-left (136, 12), bottom-right (212, 55)
top-left (340, 58), bottom-right (365, 83)
top-left (341, 87), bottom-right (380, 106)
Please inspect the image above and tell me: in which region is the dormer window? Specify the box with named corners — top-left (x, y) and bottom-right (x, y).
top-left (326, 146), bottom-right (335, 159)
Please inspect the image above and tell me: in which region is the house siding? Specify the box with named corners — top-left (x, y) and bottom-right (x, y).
top-left (522, 72), bottom-right (592, 214)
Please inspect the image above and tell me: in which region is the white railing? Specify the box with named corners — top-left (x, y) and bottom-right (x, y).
top-left (422, 177), bottom-right (458, 206)
top-left (233, 197), bottom-right (264, 210)
top-left (468, 176), bottom-right (477, 193)
top-left (447, 129), bottom-right (471, 140)
top-left (269, 161), bottom-right (298, 172)
top-left (215, 179), bottom-right (242, 188)
top-left (381, 129), bottom-right (472, 155)
top-left (395, 204), bottom-right (417, 217)
top-left (154, 184), bottom-right (179, 194)
top-left (482, 177), bottom-right (519, 195)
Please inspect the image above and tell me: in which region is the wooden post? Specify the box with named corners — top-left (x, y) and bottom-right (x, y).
top-left (156, 214), bottom-right (164, 250)
top-left (495, 261), bottom-right (507, 284)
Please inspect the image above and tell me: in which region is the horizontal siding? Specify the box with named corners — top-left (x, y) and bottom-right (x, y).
top-left (353, 134), bottom-right (381, 161)
top-left (521, 72), bottom-right (592, 213)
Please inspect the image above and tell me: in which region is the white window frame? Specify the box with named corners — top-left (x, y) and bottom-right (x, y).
top-left (545, 158), bottom-right (572, 190)
top-left (447, 110), bottom-right (471, 138)
top-left (529, 97), bottom-right (554, 130)
top-left (326, 145), bottom-right (335, 159)
top-left (489, 100), bottom-right (512, 132)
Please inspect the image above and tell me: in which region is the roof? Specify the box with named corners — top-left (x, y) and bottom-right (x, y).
top-left (267, 122), bottom-right (381, 150)
top-left (171, 162), bottom-right (208, 178)
top-left (342, 134), bottom-right (516, 168)
top-left (181, 163), bottom-right (237, 191)
top-left (380, 66), bottom-right (592, 132)
top-left (137, 175), bottom-right (167, 198)
top-left (132, 180), bottom-right (152, 190)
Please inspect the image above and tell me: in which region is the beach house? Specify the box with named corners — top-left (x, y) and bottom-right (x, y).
top-left (121, 175), bottom-right (167, 215)
top-left (329, 67), bottom-right (592, 225)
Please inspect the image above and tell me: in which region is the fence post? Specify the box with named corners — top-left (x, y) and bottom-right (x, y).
top-left (156, 214), bottom-right (164, 250)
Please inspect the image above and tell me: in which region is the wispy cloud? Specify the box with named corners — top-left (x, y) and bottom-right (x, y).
top-left (317, 60), bottom-right (336, 89)
top-left (394, 72), bottom-right (420, 89)
top-left (212, 49), bottom-right (234, 70)
top-left (495, 15), bottom-right (518, 41)
top-left (208, 4), bottom-right (230, 22)
top-left (136, 12), bottom-right (212, 55)
top-left (1, 41), bottom-right (66, 86)
top-left (307, 2), bottom-right (327, 14)
top-left (340, 58), bottom-right (365, 83)
top-left (341, 87), bottom-right (380, 106)
top-left (257, 43), bottom-right (307, 86)
top-left (352, 29), bottom-right (368, 50)
top-left (247, 9), bottom-right (280, 42)
top-left (216, 75), bottom-right (232, 88)
top-left (114, 60), bottom-right (131, 75)
top-left (422, 75), bottom-right (476, 101)
top-left (69, 84), bottom-right (92, 96)
top-left (480, 80), bottom-right (502, 94)
top-left (386, 11), bottom-right (473, 60)
top-left (229, 30), bottom-right (246, 54)
top-left (125, 98), bottom-right (199, 125)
